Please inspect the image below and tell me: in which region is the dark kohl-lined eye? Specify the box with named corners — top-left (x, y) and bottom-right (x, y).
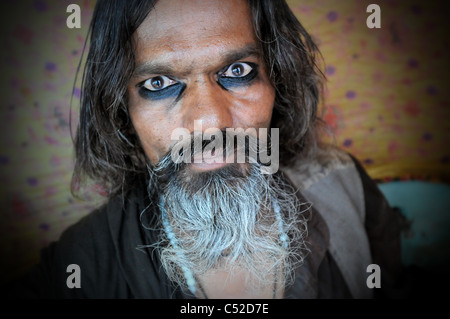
top-left (218, 62), bottom-right (258, 89)
top-left (143, 75), bottom-right (177, 91)
top-left (222, 63), bottom-right (253, 78)
top-left (138, 75), bottom-right (185, 101)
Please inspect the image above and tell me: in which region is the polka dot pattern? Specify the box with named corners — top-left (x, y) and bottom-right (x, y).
top-left (288, 0), bottom-right (450, 182)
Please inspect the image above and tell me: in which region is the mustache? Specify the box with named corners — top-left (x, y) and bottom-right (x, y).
top-left (151, 129), bottom-right (274, 174)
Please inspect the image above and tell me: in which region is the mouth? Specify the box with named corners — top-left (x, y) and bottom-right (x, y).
top-left (190, 151), bottom-right (235, 172)
top-left (190, 161), bottom-right (229, 171)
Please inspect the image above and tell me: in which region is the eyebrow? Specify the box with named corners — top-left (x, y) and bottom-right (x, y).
top-left (220, 43), bottom-right (261, 69)
top-left (132, 43), bottom-right (261, 79)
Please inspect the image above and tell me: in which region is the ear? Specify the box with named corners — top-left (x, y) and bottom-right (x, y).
top-left (128, 123), bottom-right (136, 135)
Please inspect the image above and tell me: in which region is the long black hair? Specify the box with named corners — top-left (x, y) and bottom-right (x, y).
top-left (72, 0), bottom-right (325, 197)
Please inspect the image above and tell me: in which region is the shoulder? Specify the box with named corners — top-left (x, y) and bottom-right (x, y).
top-left (282, 144), bottom-right (356, 186)
top-left (54, 189), bottom-right (158, 298)
top-left (282, 144), bottom-right (365, 217)
top-left (55, 189), bottom-right (173, 298)
top-left (8, 191), bottom-right (148, 299)
top-left (47, 202), bottom-right (123, 298)
top-left (61, 203), bottom-right (111, 247)
top-left (282, 144), bottom-right (375, 298)
top-left (4, 203), bottom-right (117, 299)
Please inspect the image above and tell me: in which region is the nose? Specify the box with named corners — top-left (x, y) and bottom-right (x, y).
top-left (181, 76), bottom-right (234, 133)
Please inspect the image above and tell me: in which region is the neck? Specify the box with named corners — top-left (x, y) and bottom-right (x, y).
top-left (195, 260), bottom-right (285, 299)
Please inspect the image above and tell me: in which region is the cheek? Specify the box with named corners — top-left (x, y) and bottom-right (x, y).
top-left (234, 80), bottom-right (275, 129)
top-left (131, 113), bottom-right (163, 163)
top-left (128, 93), bottom-right (175, 164)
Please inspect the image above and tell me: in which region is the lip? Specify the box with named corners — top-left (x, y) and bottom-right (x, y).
top-left (190, 152), bottom-right (235, 171)
top-left (190, 161), bottom-right (228, 171)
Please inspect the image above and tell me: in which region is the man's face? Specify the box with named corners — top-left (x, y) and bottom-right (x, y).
top-left (127, 0), bottom-right (276, 169)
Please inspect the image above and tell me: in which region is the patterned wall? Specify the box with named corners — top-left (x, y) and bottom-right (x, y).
top-left (288, 0), bottom-right (449, 182)
top-left (0, 0), bottom-right (449, 282)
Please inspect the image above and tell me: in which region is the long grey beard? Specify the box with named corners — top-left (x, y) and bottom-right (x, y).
top-left (147, 139), bottom-right (310, 294)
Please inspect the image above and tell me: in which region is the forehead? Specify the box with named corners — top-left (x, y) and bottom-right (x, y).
top-left (133, 0), bottom-right (257, 67)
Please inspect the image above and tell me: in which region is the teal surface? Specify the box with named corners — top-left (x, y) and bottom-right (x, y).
top-left (378, 181), bottom-right (450, 271)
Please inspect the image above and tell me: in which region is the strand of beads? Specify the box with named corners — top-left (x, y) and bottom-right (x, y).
top-left (272, 197), bottom-right (288, 249)
top-left (159, 196), bottom-right (197, 296)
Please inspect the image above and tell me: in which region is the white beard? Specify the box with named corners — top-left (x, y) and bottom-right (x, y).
top-left (147, 133), bottom-right (310, 295)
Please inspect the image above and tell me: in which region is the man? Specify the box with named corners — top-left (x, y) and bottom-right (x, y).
top-left (5, 0), bottom-right (405, 299)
